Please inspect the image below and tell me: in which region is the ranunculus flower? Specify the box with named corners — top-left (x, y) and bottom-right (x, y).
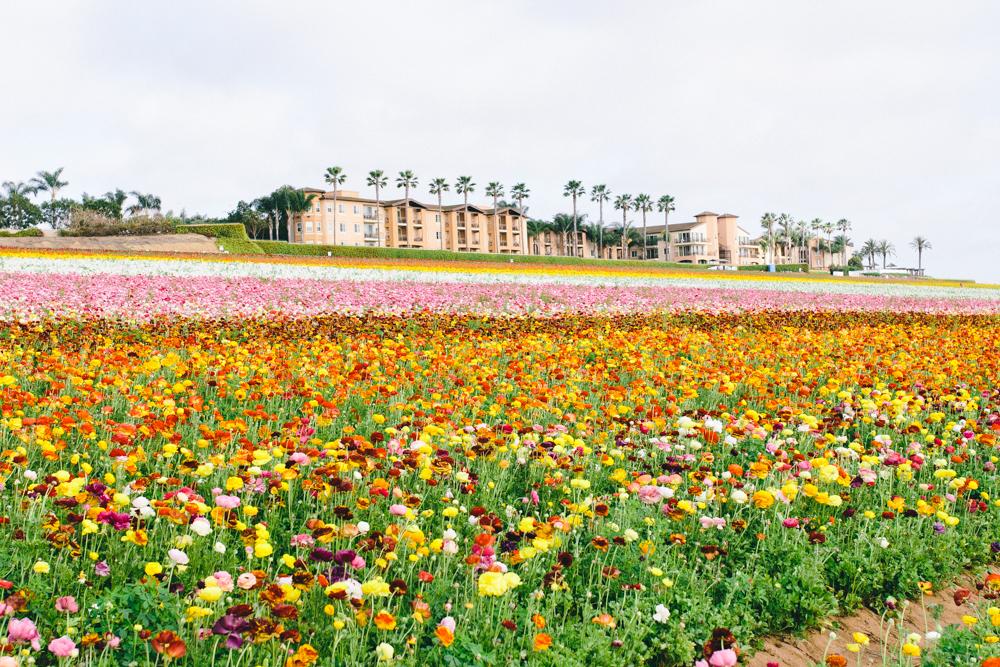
top-left (55, 596), bottom-right (78, 613)
top-left (8, 617), bottom-right (41, 650)
top-left (48, 635), bottom-right (77, 658)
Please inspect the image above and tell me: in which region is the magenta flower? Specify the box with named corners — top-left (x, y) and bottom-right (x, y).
top-left (55, 596), bottom-right (79, 613)
top-left (7, 617), bottom-right (41, 650)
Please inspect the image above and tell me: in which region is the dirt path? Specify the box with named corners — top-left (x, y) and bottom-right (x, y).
top-left (0, 234), bottom-right (221, 254)
top-left (748, 575), bottom-right (983, 666)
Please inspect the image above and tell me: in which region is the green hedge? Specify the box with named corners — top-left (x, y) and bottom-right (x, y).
top-left (0, 227), bottom-right (44, 237)
top-left (176, 223), bottom-right (250, 240)
top-left (252, 240), bottom-right (707, 269)
top-left (217, 237), bottom-right (264, 254)
top-left (738, 263), bottom-right (808, 273)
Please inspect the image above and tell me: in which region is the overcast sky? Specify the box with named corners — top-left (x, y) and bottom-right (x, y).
top-left (3, 1), bottom-right (999, 279)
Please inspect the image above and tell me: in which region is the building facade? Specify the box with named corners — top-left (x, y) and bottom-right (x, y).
top-left (291, 188), bottom-right (528, 253)
top-left (640, 212), bottom-right (762, 265)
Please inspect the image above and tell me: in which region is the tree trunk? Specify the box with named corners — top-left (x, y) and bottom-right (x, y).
top-left (572, 197), bottom-right (578, 258)
top-left (332, 187), bottom-right (338, 245)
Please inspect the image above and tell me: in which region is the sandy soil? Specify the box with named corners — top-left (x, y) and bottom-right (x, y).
top-left (0, 234), bottom-right (222, 254)
top-left (748, 574), bottom-right (986, 666)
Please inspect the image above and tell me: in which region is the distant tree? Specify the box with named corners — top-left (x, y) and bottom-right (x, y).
top-left (657, 194), bottom-right (675, 260)
top-left (760, 213), bottom-right (777, 265)
top-left (254, 193), bottom-right (281, 240)
top-left (103, 190), bottom-right (128, 220)
top-left (910, 236), bottom-right (932, 270)
top-left (776, 213), bottom-right (794, 264)
top-left (591, 185), bottom-right (611, 259)
top-left (876, 239), bottom-right (895, 268)
top-left (633, 194), bottom-right (653, 259)
top-left (284, 188), bottom-right (316, 242)
top-left (228, 200), bottom-right (268, 239)
top-left (562, 180), bottom-right (585, 257)
top-left (0, 191), bottom-right (42, 229)
top-left (366, 170), bottom-right (388, 247)
top-left (509, 183), bottom-right (530, 253)
top-left (324, 167), bottom-right (347, 244)
top-left (127, 192), bottom-right (162, 217)
top-left (836, 218), bottom-right (852, 265)
top-left (860, 239), bottom-right (878, 269)
top-left (613, 194), bottom-right (633, 259)
top-left (484, 182), bottom-right (504, 253)
top-left (30, 168), bottom-right (68, 206)
top-left (428, 178), bottom-right (450, 249)
top-left (2, 181), bottom-right (38, 197)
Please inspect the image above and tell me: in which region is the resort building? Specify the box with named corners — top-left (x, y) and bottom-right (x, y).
top-left (291, 188), bottom-right (528, 253)
top-left (640, 212), bottom-right (763, 266)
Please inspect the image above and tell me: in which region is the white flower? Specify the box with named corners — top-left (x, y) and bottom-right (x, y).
top-left (213, 541), bottom-right (227, 554)
top-left (878, 537), bottom-right (890, 548)
top-left (167, 548), bottom-right (189, 565)
top-left (653, 604), bottom-right (671, 623)
top-left (190, 517), bottom-right (212, 537)
top-left (357, 521), bottom-right (370, 534)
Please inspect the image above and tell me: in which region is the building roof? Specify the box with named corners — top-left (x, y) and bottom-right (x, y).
top-left (383, 198), bottom-right (430, 209)
top-left (441, 203), bottom-right (490, 214)
top-left (718, 213), bottom-right (738, 219)
top-left (485, 206), bottom-right (526, 217)
top-left (694, 211), bottom-right (720, 217)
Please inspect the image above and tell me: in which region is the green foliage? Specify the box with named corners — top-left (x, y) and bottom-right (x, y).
top-left (0, 226), bottom-right (43, 237)
top-left (176, 222), bottom-right (251, 239)
top-left (62, 211), bottom-right (174, 236)
top-left (217, 237), bottom-right (264, 254)
top-left (252, 240), bottom-right (707, 268)
top-left (738, 263), bottom-right (808, 272)
top-left (0, 192), bottom-right (43, 229)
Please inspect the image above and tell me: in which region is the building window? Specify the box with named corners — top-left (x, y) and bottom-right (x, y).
top-left (315, 206), bottom-right (320, 212)
top-left (435, 213), bottom-right (441, 223)
top-left (296, 223), bottom-right (302, 232)
top-left (327, 206), bottom-right (332, 212)
top-left (353, 205), bottom-right (359, 214)
top-left (339, 224), bottom-right (345, 232)
top-left (354, 224), bottom-right (359, 232)
top-left (306, 222), bottom-right (313, 232)
top-left (338, 204), bottom-right (344, 213)
top-left (435, 231), bottom-right (440, 240)
top-left (316, 223), bottom-right (321, 232)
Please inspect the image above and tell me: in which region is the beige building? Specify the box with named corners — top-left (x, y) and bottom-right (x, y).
top-left (641, 212), bottom-right (762, 265)
top-left (291, 188), bottom-right (528, 253)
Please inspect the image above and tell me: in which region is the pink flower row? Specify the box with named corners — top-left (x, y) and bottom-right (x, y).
top-left (1, 271), bottom-right (998, 320)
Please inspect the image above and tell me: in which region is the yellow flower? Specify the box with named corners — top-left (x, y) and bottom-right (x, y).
top-left (852, 632), bottom-right (870, 645)
top-left (198, 585), bottom-right (223, 602)
top-left (33, 561), bottom-right (51, 574)
top-left (144, 562), bottom-right (163, 577)
top-left (901, 642), bottom-right (920, 657)
top-left (752, 490), bottom-right (775, 509)
top-left (477, 571), bottom-right (522, 597)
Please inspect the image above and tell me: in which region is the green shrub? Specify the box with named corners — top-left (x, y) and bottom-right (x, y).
top-left (738, 263), bottom-right (808, 273)
top-left (252, 240), bottom-right (708, 268)
top-left (0, 227), bottom-right (43, 237)
top-left (217, 237), bottom-right (263, 254)
top-left (176, 223), bottom-right (251, 239)
top-left (62, 211), bottom-right (174, 236)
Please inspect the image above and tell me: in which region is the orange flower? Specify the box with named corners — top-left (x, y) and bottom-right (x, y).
top-left (435, 625), bottom-right (455, 647)
top-left (826, 655), bottom-right (847, 667)
top-left (285, 644), bottom-right (319, 667)
top-left (150, 630), bottom-right (187, 659)
top-left (374, 611), bottom-right (397, 631)
top-left (533, 633), bottom-right (553, 652)
top-left (591, 613), bottom-right (616, 629)
top-left (531, 613), bottom-right (546, 629)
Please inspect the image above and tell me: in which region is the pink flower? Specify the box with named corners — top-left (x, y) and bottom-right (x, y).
top-left (389, 504), bottom-right (407, 516)
top-left (438, 616), bottom-right (456, 633)
top-left (350, 555), bottom-right (366, 570)
top-left (55, 596), bottom-right (78, 613)
top-left (782, 518), bottom-right (800, 528)
top-left (237, 572), bottom-right (257, 590)
top-left (215, 495), bottom-right (241, 509)
top-left (48, 635), bottom-right (77, 658)
top-left (0, 656), bottom-right (19, 667)
top-left (290, 534), bottom-right (315, 547)
top-left (213, 571), bottom-right (234, 592)
top-left (709, 648), bottom-right (738, 667)
top-left (7, 617), bottom-right (41, 650)
top-left (168, 549), bottom-right (189, 566)
top-left (289, 452), bottom-right (310, 464)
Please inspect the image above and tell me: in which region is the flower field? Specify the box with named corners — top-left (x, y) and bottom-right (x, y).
top-left (0, 249), bottom-right (998, 666)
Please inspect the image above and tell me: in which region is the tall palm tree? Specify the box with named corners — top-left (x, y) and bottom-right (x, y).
top-left (550, 213), bottom-right (578, 256)
top-left (876, 239), bottom-right (895, 268)
top-left (657, 195), bottom-right (675, 261)
top-left (591, 185), bottom-right (610, 259)
top-left (796, 220), bottom-right (809, 267)
top-left (562, 180), bottom-right (585, 257)
top-left (776, 213), bottom-right (794, 264)
top-left (760, 213), bottom-right (777, 265)
top-left (429, 178), bottom-right (449, 249)
top-left (808, 218), bottom-right (824, 268)
top-left (454, 176), bottom-right (475, 247)
top-left (396, 171), bottom-right (418, 246)
top-left (858, 239), bottom-right (876, 269)
top-left (324, 167), bottom-right (347, 245)
top-left (526, 219), bottom-right (550, 254)
top-left (485, 182), bottom-right (504, 253)
top-left (836, 219), bottom-right (852, 266)
top-left (509, 183), bottom-right (530, 254)
top-left (254, 192), bottom-right (279, 240)
top-left (613, 194), bottom-right (633, 259)
top-left (285, 189), bottom-right (316, 242)
top-left (30, 168), bottom-right (68, 205)
top-left (632, 194), bottom-right (654, 259)
top-left (910, 236), bottom-right (931, 270)
top-left (127, 192), bottom-right (162, 217)
top-left (366, 170), bottom-right (387, 247)
top-left (103, 190), bottom-right (128, 220)
top-left (822, 221), bottom-right (835, 267)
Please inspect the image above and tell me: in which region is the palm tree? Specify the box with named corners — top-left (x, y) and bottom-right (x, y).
top-left (776, 213), bottom-right (794, 264)
top-left (657, 195), bottom-right (675, 261)
top-left (836, 219), bottom-right (852, 266)
top-left (254, 192), bottom-right (279, 240)
top-left (562, 180), bottom-right (585, 257)
top-left (454, 176), bottom-right (475, 246)
top-left (808, 218), bottom-right (824, 268)
top-left (103, 190), bottom-right (128, 220)
top-left (860, 239), bottom-right (878, 269)
top-left (366, 170), bottom-right (387, 247)
top-left (613, 194), bottom-right (633, 259)
top-left (822, 221), bottom-right (835, 267)
top-left (323, 167), bottom-right (347, 245)
top-left (2, 181), bottom-right (39, 197)
top-left (526, 218), bottom-right (550, 254)
top-left (485, 182), bottom-right (504, 253)
top-left (876, 239), bottom-right (895, 268)
top-left (127, 192), bottom-right (162, 217)
top-left (910, 236), bottom-right (931, 271)
top-left (429, 178), bottom-right (449, 249)
top-left (395, 171), bottom-right (418, 246)
top-left (760, 213), bottom-right (777, 265)
top-left (285, 189), bottom-right (316, 242)
top-left (591, 185), bottom-right (610, 259)
top-left (30, 168), bottom-right (68, 205)
top-left (550, 213), bottom-right (579, 256)
top-left (796, 220), bottom-right (810, 267)
top-left (632, 194), bottom-right (653, 259)
top-left (509, 183), bottom-right (530, 253)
